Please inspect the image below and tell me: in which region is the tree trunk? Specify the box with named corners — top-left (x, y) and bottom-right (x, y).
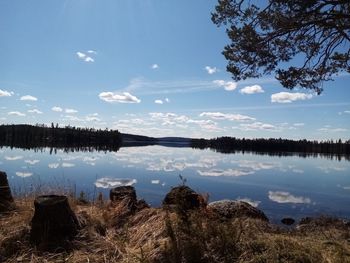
top-left (0, 171), bottom-right (15, 213)
top-left (30, 195), bottom-right (80, 250)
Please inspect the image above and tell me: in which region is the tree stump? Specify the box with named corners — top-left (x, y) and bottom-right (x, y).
top-left (30, 195), bottom-right (80, 250)
top-left (110, 186), bottom-right (137, 204)
top-left (0, 171), bottom-right (15, 213)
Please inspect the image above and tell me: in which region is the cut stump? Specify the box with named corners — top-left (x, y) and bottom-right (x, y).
top-left (30, 195), bottom-right (80, 250)
top-left (0, 171), bottom-right (15, 213)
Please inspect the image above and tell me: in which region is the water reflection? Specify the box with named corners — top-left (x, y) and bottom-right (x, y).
top-left (1, 145), bottom-right (349, 221)
top-left (94, 178), bottom-right (137, 188)
top-left (268, 191), bottom-right (312, 204)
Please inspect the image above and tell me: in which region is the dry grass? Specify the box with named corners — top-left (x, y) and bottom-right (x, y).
top-left (1, 197), bottom-right (350, 263)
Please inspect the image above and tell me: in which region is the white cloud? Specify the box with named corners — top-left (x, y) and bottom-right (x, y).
top-left (0, 89), bottom-right (12, 97)
top-left (268, 191), bottom-right (311, 204)
top-left (28, 109), bottom-right (43, 114)
top-left (293, 123), bottom-right (304, 127)
top-left (271, 92), bottom-right (313, 103)
top-left (199, 112), bottom-right (255, 122)
top-left (99, 91), bottom-right (141, 103)
top-left (165, 98), bottom-right (170, 103)
top-left (238, 122), bottom-right (277, 131)
top-left (84, 57), bottom-right (94, 62)
top-left (65, 108), bottom-right (78, 114)
top-left (318, 127), bottom-right (347, 132)
top-left (16, 172), bottom-right (33, 178)
top-left (20, 95), bottom-right (37, 101)
top-left (8, 111), bottom-right (26, 117)
top-left (52, 106), bottom-right (63, 112)
top-left (151, 64), bottom-right (159, 69)
top-left (213, 80), bottom-right (237, 91)
top-left (239, 85), bottom-right (264, 94)
top-left (77, 51), bottom-right (95, 63)
top-left (76, 52), bottom-right (86, 58)
top-left (344, 110), bottom-right (350, 114)
top-left (205, 66), bottom-right (218, 74)
top-left (155, 99), bottom-right (163, 104)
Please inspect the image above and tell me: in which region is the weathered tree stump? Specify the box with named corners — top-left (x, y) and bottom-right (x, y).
top-left (0, 171), bottom-right (15, 213)
top-left (110, 186), bottom-right (137, 204)
top-left (30, 195), bottom-right (80, 249)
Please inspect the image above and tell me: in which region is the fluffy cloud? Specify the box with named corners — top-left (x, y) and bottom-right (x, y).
top-left (200, 112), bottom-right (255, 122)
top-left (0, 89), bottom-right (12, 97)
top-left (239, 85), bottom-right (264, 94)
top-left (271, 92), bottom-right (313, 103)
top-left (238, 122), bottom-right (276, 131)
top-left (20, 95), bottom-right (37, 101)
top-left (213, 80), bottom-right (237, 91)
top-left (76, 51), bottom-right (95, 62)
top-left (155, 99), bottom-right (163, 104)
top-left (165, 98), bottom-right (170, 103)
top-left (52, 106), bottom-right (63, 112)
top-left (151, 64), bottom-right (159, 69)
top-left (65, 108), bottom-right (78, 114)
top-left (99, 92), bottom-right (141, 103)
top-left (8, 111), bottom-right (26, 117)
top-left (268, 191), bottom-right (311, 204)
top-left (28, 109), bottom-right (43, 114)
top-left (205, 66), bottom-right (218, 74)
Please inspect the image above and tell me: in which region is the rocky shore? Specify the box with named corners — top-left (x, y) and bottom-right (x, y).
top-left (1, 171), bottom-right (350, 262)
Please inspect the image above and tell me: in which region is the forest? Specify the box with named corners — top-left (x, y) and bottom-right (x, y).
top-left (0, 124), bottom-right (122, 152)
top-left (191, 136), bottom-right (350, 160)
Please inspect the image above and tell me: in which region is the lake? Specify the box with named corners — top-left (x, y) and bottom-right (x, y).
top-left (1, 145), bottom-right (349, 223)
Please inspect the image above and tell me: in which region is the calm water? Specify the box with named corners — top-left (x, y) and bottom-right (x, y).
top-left (1, 146), bottom-right (349, 222)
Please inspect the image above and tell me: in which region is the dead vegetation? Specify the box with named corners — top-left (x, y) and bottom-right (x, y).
top-left (1, 196), bottom-right (350, 263)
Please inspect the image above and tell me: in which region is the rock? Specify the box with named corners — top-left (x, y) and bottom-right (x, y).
top-left (110, 186), bottom-right (137, 204)
top-left (281, 217), bottom-right (295, 225)
top-left (0, 171), bottom-right (15, 213)
top-left (162, 185), bottom-right (204, 210)
top-left (30, 195), bottom-right (80, 250)
top-left (208, 200), bottom-right (269, 222)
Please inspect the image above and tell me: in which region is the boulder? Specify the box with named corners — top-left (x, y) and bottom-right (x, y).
top-left (0, 171), bottom-right (15, 213)
top-left (162, 185), bottom-right (204, 210)
top-left (208, 200), bottom-right (269, 222)
top-left (30, 195), bottom-right (80, 250)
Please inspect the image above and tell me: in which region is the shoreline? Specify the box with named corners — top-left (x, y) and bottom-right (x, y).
top-left (1, 184), bottom-right (349, 262)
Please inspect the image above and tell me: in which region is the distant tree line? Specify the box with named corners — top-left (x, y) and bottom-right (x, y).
top-left (191, 137), bottom-right (350, 161)
top-left (0, 124), bottom-right (122, 152)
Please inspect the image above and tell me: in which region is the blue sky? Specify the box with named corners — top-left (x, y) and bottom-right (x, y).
top-left (0, 0), bottom-right (349, 140)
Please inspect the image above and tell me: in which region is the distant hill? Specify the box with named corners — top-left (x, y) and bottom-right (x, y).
top-left (120, 133), bottom-right (191, 147)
